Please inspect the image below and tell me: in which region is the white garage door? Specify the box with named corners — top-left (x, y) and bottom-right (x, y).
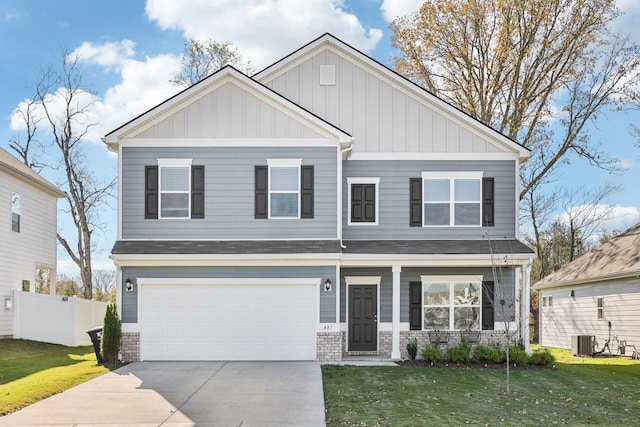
top-left (140, 281), bottom-right (317, 361)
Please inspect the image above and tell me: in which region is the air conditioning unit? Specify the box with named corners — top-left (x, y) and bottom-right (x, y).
top-left (572, 335), bottom-right (594, 356)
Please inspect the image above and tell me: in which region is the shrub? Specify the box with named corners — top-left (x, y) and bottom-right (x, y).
top-left (446, 336), bottom-right (471, 363)
top-left (530, 348), bottom-right (555, 367)
top-left (471, 343), bottom-right (502, 364)
top-left (406, 337), bottom-right (418, 360)
top-left (102, 303), bottom-right (122, 364)
top-left (421, 344), bottom-right (442, 363)
top-left (507, 345), bottom-right (529, 366)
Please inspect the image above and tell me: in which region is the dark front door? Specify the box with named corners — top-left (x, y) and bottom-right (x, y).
top-left (349, 285), bottom-right (377, 351)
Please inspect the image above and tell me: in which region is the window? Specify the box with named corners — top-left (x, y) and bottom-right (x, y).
top-left (597, 297), bottom-right (604, 319)
top-left (11, 192), bottom-right (20, 233)
top-left (145, 159), bottom-right (204, 220)
top-left (542, 295), bottom-right (553, 309)
top-left (254, 159), bottom-right (314, 219)
top-left (422, 172), bottom-right (482, 226)
top-left (348, 177), bottom-right (379, 225)
top-left (421, 276), bottom-right (482, 330)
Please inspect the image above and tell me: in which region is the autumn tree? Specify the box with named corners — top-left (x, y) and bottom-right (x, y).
top-left (171, 39), bottom-right (255, 88)
top-left (391, 0), bottom-right (640, 201)
top-left (11, 51), bottom-right (116, 299)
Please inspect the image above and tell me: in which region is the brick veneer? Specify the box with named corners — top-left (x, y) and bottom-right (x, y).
top-left (120, 332), bottom-right (140, 362)
top-left (399, 330), bottom-right (514, 359)
top-left (317, 332), bottom-right (343, 361)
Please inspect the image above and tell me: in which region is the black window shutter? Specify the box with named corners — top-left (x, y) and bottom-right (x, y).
top-left (300, 165), bottom-right (314, 218)
top-left (191, 165), bottom-right (205, 219)
top-left (255, 166), bottom-right (268, 219)
top-left (351, 184), bottom-right (364, 222)
top-left (410, 178), bottom-right (422, 227)
top-left (482, 281), bottom-right (495, 330)
top-left (363, 184), bottom-right (376, 222)
top-left (145, 166), bottom-right (158, 219)
top-left (409, 281), bottom-right (422, 330)
top-left (482, 177), bottom-right (495, 227)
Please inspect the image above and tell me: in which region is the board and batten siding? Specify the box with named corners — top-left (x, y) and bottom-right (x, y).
top-left (539, 278), bottom-right (640, 351)
top-left (0, 171), bottom-right (58, 336)
top-left (121, 146), bottom-right (337, 240)
top-left (133, 81), bottom-right (324, 140)
top-left (342, 160), bottom-right (517, 239)
top-left (121, 266), bottom-right (336, 324)
top-left (260, 49), bottom-right (503, 155)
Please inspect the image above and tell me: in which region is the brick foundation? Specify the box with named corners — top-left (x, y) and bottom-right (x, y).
top-left (120, 332), bottom-right (140, 362)
top-left (378, 331), bottom-right (392, 357)
top-left (400, 330), bottom-right (514, 359)
top-left (317, 332), bottom-right (343, 361)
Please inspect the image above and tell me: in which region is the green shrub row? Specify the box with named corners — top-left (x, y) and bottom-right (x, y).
top-left (407, 337), bottom-right (555, 367)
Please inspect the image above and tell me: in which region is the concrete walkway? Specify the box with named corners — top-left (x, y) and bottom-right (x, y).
top-left (0, 361), bottom-right (326, 427)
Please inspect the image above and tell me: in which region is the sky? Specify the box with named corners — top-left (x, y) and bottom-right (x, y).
top-left (1, 0), bottom-right (640, 277)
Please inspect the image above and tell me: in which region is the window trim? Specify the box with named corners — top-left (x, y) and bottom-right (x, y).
top-left (420, 275), bottom-right (483, 331)
top-left (157, 158), bottom-right (192, 219)
top-left (421, 171), bottom-right (483, 227)
top-left (347, 177), bottom-right (380, 226)
top-left (267, 158), bottom-right (301, 219)
top-left (597, 296), bottom-right (604, 319)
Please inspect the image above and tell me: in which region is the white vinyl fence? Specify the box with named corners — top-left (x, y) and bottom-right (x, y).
top-left (13, 290), bottom-right (108, 346)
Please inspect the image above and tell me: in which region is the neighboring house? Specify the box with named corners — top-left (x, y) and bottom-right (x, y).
top-left (104, 34), bottom-right (534, 362)
top-left (534, 223), bottom-right (640, 353)
top-left (0, 148), bottom-right (65, 338)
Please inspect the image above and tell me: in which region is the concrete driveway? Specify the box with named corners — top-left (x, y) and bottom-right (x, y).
top-left (0, 361), bottom-right (326, 426)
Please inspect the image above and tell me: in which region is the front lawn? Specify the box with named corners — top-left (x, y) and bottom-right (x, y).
top-left (0, 339), bottom-right (113, 415)
top-left (322, 347), bottom-right (640, 426)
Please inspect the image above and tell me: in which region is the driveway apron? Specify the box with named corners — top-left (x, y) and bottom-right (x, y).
top-left (0, 361), bottom-right (326, 427)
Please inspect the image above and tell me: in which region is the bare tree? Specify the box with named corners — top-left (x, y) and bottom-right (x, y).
top-left (9, 97), bottom-right (46, 172)
top-left (171, 39), bottom-right (255, 88)
top-left (93, 269), bottom-right (116, 303)
top-left (11, 51), bottom-right (116, 299)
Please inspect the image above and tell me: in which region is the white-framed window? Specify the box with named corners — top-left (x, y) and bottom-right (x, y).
top-left (542, 295), bottom-right (554, 309)
top-left (421, 275), bottom-right (482, 330)
top-left (158, 158), bottom-right (192, 219)
top-left (11, 192), bottom-right (20, 233)
top-left (597, 297), bottom-right (604, 319)
top-left (422, 172), bottom-right (482, 227)
top-left (347, 177), bottom-right (380, 225)
top-left (268, 158), bottom-right (301, 219)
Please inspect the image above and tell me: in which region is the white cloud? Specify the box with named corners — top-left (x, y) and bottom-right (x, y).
top-left (71, 40), bottom-right (136, 72)
top-left (557, 204), bottom-right (640, 243)
top-left (614, 0), bottom-right (640, 43)
top-left (380, 0), bottom-right (423, 23)
top-left (145, 0), bottom-right (383, 68)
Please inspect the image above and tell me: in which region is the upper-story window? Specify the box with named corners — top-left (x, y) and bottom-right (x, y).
top-left (255, 159), bottom-right (314, 220)
top-left (11, 192), bottom-right (20, 233)
top-left (347, 177), bottom-right (379, 225)
top-left (145, 159), bottom-right (204, 220)
top-left (410, 172), bottom-right (494, 227)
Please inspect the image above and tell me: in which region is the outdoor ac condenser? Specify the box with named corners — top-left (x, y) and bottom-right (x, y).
top-left (572, 335), bottom-right (594, 356)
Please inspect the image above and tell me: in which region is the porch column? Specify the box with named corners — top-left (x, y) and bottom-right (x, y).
top-left (522, 263), bottom-right (532, 354)
top-left (391, 264), bottom-right (401, 359)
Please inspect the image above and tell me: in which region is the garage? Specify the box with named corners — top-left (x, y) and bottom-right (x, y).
top-left (138, 278), bottom-right (318, 361)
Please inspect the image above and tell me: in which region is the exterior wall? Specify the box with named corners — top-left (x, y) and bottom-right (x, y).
top-left (343, 159), bottom-right (517, 239)
top-left (120, 265), bottom-right (337, 324)
top-left (133, 81), bottom-right (324, 139)
top-left (317, 332), bottom-right (342, 361)
top-left (260, 48), bottom-right (502, 155)
top-left (0, 170), bottom-right (58, 337)
top-left (121, 332), bottom-right (140, 363)
top-left (340, 267), bottom-right (392, 323)
top-left (121, 146), bottom-right (337, 240)
top-left (539, 277), bottom-right (640, 351)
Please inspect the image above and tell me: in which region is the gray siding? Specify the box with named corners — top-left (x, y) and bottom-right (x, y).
top-left (343, 160), bottom-right (516, 239)
top-left (122, 146), bottom-right (337, 239)
top-left (340, 267), bottom-right (393, 323)
top-left (121, 265), bottom-right (336, 323)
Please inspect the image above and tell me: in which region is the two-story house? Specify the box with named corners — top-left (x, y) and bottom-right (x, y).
top-left (104, 34), bottom-right (534, 362)
top-left (0, 148), bottom-right (64, 338)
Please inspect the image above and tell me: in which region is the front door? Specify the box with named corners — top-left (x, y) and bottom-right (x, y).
top-left (348, 285), bottom-right (377, 351)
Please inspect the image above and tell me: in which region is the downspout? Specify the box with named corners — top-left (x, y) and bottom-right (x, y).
top-left (338, 144), bottom-right (353, 249)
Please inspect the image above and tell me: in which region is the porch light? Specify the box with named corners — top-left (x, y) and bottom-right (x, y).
top-left (125, 278), bottom-right (133, 292)
top-left (570, 290), bottom-right (575, 297)
top-left (4, 298), bottom-right (12, 310)
top-left (324, 279), bottom-right (332, 291)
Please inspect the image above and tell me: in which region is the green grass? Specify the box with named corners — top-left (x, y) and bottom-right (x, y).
top-left (0, 339), bottom-right (113, 415)
top-left (323, 347), bottom-right (640, 426)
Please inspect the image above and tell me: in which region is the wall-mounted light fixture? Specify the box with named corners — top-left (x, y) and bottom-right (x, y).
top-left (324, 279), bottom-right (332, 292)
top-left (4, 298), bottom-right (12, 310)
top-left (125, 278), bottom-right (133, 292)
top-left (570, 290), bottom-right (575, 297)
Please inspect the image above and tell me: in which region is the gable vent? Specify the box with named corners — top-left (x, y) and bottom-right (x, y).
top-left (319, 65), bottom-right (336, 86)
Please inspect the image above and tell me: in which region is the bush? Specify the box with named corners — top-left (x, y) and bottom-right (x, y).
top-left (471, 343), bottom-right (502, 364)
top-left (530, 348), bottom-right (555, 367)
top-left (446, 337), bottom-right (471, 363)
top-left (102, 303), bottom-right (122, 364)
top-left (507, 345), bottom-right (529, 366)
top-left (421, 344), bottom-right (442, 363)
top-left (406, 337), bottom-right (418, 360)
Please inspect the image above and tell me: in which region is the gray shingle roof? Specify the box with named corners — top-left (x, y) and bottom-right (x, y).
top-left (111, 238), bottom-right (532, 256)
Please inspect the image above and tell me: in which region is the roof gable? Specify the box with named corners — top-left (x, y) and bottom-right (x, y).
top-left (255, 33), bottom-right (530, 160)
top-left (0, 148), bottom-right (64, 198)
top-left (104, 66), bottom-right (352, 150)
